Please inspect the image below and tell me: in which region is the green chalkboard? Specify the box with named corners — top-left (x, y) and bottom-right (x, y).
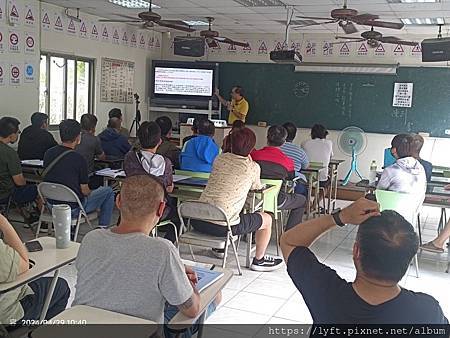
top-left (219, 63), bottom-right (450, 137)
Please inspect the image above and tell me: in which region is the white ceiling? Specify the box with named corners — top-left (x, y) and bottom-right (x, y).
top-left (42, 0), bottom-right (450, 36)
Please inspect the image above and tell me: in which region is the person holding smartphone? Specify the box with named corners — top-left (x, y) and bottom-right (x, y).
top-left (0, 214), bottom-right (70, 325)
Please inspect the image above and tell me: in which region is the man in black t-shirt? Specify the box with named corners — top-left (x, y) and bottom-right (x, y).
top-left (43, 120), bottom-right (114, 228)
top-left (18, 112), bottom-right (57, 160)
top-left (280, 198), bottom-right (448, 325)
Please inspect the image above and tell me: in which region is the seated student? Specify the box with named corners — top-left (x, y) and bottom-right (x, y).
top-left (44, 120), bottom-right (115, 229)
top-left (18, 112), bottom-right (57, 160)
top-left (280, 122), bottom-right (309, 196)
top-left (180, 119), bottom-right (220, 173)
top-left (251, 125), bottom-right (306, 231)
top-left (75, 114), bottom-right (106, 189)
top-left (280, 198), bottom-right (448, 324)
top-left (378, 134), bottom-right (427, 198)
top-left (182, 117), bottom-right (200, 146)
top-left (302, 124), bottom-right (333, 187)
top-left (192, 127), bottom-right (283, 271)
top-left (108, 108), bottom-right (129, 137)
top-left (155, 116), bottom-right (181, 169)
top-left (0, 213), bottom-right (70, 325)
top-left (0, 117), bottom-right (40, 220)
top-left (73, 175), bottom-right (219, 335)
top-left (222, 120), bottom-right (245, 153)
top-left (412, 133), bottom-right (433, 182)
top-left (98, 117), bottom-right (131, 158)
top-left (124, 121), bottom-right (179, 243)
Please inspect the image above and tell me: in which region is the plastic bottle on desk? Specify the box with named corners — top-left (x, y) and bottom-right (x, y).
top-left (369, 160), bottom-right (378, 184)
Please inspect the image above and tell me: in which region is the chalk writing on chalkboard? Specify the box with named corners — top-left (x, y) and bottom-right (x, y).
top-left (293, 81), bottom-right (310, 98)
top-left (335, 82), bottom-right (353, 119)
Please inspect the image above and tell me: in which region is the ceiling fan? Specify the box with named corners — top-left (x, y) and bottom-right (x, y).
top-left (200, 17), bottom-right (249, 48)
top-left (332, 27), bottom-right (418, 48)
top-left (99, 0), bottom-right (195, 33)
top-left (294, 0), bottom-right (404, 34)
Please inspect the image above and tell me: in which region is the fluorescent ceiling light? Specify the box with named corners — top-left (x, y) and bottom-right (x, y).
top-left (387, 0), bottom-right (440, 3)
top-left (108, 0), bottom-right (160, 9)
top-left (401, 17), bottom-right (444, 25)
top-left (234, 0), bottom-right (285, 7)
top-left (183, 20), bottom-right (209, 26)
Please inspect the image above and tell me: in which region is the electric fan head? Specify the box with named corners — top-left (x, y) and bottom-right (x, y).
top-left (338, 126), bottom-right (367, 156)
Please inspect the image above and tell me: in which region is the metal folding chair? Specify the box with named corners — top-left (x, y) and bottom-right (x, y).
top-left (178, 200), bottom-right (242, 275)
top-left (36, 182), bottom-right (98, 242)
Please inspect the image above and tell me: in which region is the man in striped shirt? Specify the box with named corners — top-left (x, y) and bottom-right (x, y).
top-left (280, 122), bottom-right (309, 196)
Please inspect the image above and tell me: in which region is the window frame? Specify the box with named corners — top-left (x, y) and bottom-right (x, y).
top-left (40, 52), bottom-right (95, 126)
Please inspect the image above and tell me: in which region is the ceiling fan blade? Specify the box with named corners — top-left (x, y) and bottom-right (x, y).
top-left (351, 13), bottom-right (379, 22)
top-left (340, 21), bottom-right (358, 34)
top-left (380, 37), bottom-right (418, 46)
top-left (331, 39), bottom-right (365, 45)
top-left (334, 36), bottom-right (365, 40)
top-left (98, 19), bottom-right (143, 23)
top-left (364, 20), bottom-right (404, 30)
top-left (292, 20), bottom-right (337, 30)
top-left (157, 20), bottom-right (195, 32)
top-left (115, 14), bottom-right (142, 20)
top-left (297, 16), bottom-right (335, 21)
top-left (215, 37), bottom-right (249, 48)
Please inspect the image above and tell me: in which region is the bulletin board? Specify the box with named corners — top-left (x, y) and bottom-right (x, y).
top-left (100, 57), bottom-right (135, 103)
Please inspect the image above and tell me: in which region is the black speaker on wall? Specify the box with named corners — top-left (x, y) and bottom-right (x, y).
top-left (173, 37), bottom-right (205, 57)
top-left (422, 37), bottom-right (450, 62)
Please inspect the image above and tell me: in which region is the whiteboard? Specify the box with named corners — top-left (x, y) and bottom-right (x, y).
top-left (100, 58), bottom-right (135, 103)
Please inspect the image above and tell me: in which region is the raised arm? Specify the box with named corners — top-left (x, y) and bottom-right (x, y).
top-left (214, 89), bottom-right (229, 107)
top-left (280, 198), bottom-right (380, 262)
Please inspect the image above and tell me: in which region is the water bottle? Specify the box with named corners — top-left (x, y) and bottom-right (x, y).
top-left (52, 204), bottom-right (71, 249)
top-left (369, 160), bottom-right (378, 184)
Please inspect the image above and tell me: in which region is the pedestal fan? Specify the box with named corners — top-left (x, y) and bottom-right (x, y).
top-left (338, 126), bottom-right (367, 186)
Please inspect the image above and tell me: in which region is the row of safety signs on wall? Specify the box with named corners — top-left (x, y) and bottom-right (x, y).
top-left (0, 61), bottom-right (36, 86)
top-left (187, 37), bottom-right (423, 58)
top-left (0, 0), bottom-right (161, 50)
top-left (0, 29), bottom-right (36, 54)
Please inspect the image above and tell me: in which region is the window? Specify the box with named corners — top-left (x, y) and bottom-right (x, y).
top-left (39, 53), bottom-right (94, 125)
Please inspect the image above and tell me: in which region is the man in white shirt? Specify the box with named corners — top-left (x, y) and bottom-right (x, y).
top-left (302, 124), bottom-right (334, 186)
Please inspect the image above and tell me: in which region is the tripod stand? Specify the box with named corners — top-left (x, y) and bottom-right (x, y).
top-left (130, 93), bottom-right (141, 136)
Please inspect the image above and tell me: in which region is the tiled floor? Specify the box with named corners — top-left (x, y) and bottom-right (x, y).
top-left (11, 200), bottom-right (450, 329)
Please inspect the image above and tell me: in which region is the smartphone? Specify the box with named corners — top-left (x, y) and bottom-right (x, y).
top-left (25, 241), bottom-right (43, 252)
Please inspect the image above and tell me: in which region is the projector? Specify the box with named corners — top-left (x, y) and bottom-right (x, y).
top-left (270, 50), bottom-right (303, 65)
top-left (421, 37), bottom-right (450, 62)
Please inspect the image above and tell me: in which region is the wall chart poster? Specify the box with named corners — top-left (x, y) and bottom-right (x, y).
top-left (100, 58), bottom-right (135, 103)
top-left (393, 82), bottom-right (413, 108)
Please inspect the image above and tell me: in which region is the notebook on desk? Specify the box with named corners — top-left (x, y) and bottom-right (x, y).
top-left (193, 266), bottom-right (224, 293)
top-left (95, 168), bottom-right (126, 178)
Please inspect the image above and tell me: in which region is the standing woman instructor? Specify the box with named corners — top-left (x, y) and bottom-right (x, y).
top-left (215, 86), bottom-right (249, 125)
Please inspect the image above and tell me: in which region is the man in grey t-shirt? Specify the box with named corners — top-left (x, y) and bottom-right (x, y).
top-left (73, 175), bottom-right (209, 326)
top-left (75, 114), bottom-right (105, 174)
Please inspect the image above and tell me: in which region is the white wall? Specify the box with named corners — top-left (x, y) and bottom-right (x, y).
top-left (0, 0), bottom-right (162, 133)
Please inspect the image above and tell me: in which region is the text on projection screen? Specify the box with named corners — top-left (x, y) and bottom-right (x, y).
top-left (154, 67), bottom-right (213, 96)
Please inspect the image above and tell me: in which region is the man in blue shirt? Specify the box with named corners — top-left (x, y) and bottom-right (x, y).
top-left (280, 122), bottom-right (309, 196)
top-left (180, 119), bottom-right (219, 173)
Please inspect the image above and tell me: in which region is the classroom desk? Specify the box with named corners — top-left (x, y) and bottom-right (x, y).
top-left (31, 305), bottom-right (158, 338)
top-left (0, 237), bottom-right (79, 321)
top-left (168, 267), bottom-right (233, 338)
top-left (431, 176), bottom-right (450, 185)
top-left (301, 164), bottom-right (325, 219)
top-left (328, 159), bottom-right (345, 213)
